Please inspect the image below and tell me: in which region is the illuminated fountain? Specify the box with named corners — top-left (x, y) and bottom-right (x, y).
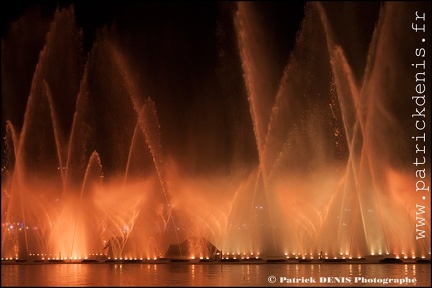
top-left (1, 2), bottom-right (430, 261)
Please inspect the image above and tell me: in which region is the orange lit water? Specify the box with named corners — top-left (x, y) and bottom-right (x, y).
top-left (1, 263), bottom-right (430, 287)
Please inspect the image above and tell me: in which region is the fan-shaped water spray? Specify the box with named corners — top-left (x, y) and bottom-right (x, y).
top-left (1, 2), bottom-right (430, 261)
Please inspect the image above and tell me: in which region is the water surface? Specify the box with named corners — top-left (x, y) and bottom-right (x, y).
top-left (1, 263), bottom-right (430, 287)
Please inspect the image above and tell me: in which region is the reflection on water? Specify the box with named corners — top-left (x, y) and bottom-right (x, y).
top-left (1, 263), bottom-right (430, 287)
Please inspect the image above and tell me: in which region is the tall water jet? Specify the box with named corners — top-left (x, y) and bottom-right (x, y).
top-left (319, 1), bottom-right (431, 256)
top-left (235, 1), bottom-right (430, 257)
top-left (235, 1), bottom-right (347, 256)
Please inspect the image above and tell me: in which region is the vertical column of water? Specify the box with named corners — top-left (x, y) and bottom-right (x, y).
top-left (2, 6), bottom-right (84, 259)
top-left (235, 2), bottom-right (294, 256)
top-left (137, 100), bottom-right (183, 255)
top-left (7, 59), bottom-right (59, 259)
top-left (2, 8), bottom-right (52, 259)
top-left (315, 2), bottom-right (366, 256)
top-left (316, 2), bottom-right (378, 256)
top-left (110, 45), bottom-right (182, 255)
top-left (234, 2), bottom-right (279, 254)
top-left (1, 122), bottom-right (20, 258)
top-left (235, 2), bottom-right (342, 256)
top-left (357, 2), bottom-right (430, 256)
top-left (70, 151), bottom-right (103, 259)
top-left (315, 2), bottom-right (426, 255)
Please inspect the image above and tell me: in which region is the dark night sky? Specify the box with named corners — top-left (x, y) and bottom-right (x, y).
top-left (1, 1), bottom-right (306, 53)
top-left (0, 1), bottom-right (307, 108)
